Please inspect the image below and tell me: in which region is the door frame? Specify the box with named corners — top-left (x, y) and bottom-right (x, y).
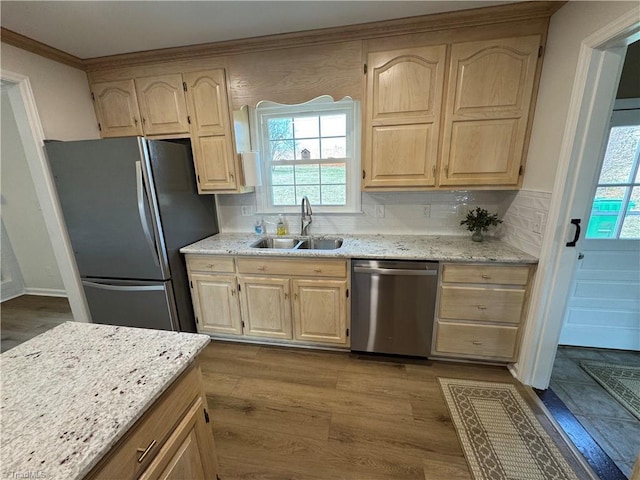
top-left (514, 11), bottom-right (640, 389)
top-left (0, 69), bottom-right (90, 322)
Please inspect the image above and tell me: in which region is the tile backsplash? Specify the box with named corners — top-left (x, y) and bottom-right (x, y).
top-left (216, 188), bottom-right (551, 257)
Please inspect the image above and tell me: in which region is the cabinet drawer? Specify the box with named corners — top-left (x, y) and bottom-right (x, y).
top-left (439, 285), bottom-right (525, 324)
top-left (89, 365), bottom-right (201, 479)
top-left (186, 255), bottom-right (235, 274)
top-left (435, 321), bottom-right (518, 360)
top-left (442, 264), bottom-right (530, 285)
top-left (237, 258), bottom-right (347, 278)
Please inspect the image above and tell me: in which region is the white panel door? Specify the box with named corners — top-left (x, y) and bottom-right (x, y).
top-left (560, 104), bottom-right (640, 350)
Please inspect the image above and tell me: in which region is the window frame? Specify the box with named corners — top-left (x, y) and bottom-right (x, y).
top-left (586, 99), bottom-right (640, 239)
top-left (254, 96), bottom-right (361, 214)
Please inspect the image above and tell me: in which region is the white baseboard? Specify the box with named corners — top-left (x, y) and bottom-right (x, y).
top-left (1, 289), bottom-right (25, 303)
top-left (23, 288), bottom-right (67, 298)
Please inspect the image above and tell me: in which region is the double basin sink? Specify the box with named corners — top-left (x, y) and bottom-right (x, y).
top-left (250, 236), bottom-right (343, 250)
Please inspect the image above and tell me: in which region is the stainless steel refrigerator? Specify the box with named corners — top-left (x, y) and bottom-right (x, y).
top-left (46, 137), bottom-right (218, 332)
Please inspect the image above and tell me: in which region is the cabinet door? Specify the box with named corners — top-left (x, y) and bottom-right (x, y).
top-left (135, 74), bottom-right (190, 135)
top-left (363, 45), bottom-right (446, 189)
top-left (91, 80), bottom-right (143, 137)
top-left (139, 396), bottom-right (218, 480)
top-left (190, 273), bottom-right (242, 335)
top-left (183, 69), bottom-right (229, 136)
top-left (192, 135), bottom-right (237, 192)
top-left (440, 35), bottom-right (540, 186)
top-left (238, 276), bottom-right (292, 339)
top-left (292, 279), bottom-right (348, 345)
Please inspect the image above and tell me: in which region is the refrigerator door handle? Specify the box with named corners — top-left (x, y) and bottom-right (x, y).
top-left (136, 160), bottom-right (160, 266)
top-left (82, 280), bottom-right (165, 292)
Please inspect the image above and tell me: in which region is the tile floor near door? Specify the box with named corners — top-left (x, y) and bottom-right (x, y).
top-left (550, 346), bottom-right (640, 477)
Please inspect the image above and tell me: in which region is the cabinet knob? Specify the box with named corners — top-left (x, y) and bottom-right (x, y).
top-left (231, 289), bottom-right (236, 296)
top-left (136, 439), bottom-right (157, 463)
top-left (294, 293), bottom-right (298, 300)
top-left (284, 292), bottom-right (288, 300)
top-left (477, 305), bottom-right (487, 310)
top-left (133, 117), bottom-right (138, 125)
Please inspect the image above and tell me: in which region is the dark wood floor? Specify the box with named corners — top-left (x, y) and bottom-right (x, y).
top-left (199, 341), bottom-right (590, 480)
top-left (1, 295), bottom-right (72, 353)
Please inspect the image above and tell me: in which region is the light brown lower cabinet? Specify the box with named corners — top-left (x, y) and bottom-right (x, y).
top-left (185, 255), bottom-right (350, 347)
top-left (87, 363), bottom-right (219, 480)
top-left (433, 263), bottom-right (535, 362)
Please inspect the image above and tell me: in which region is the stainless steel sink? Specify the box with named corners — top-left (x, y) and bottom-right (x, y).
top-left (249, 237), bottom-right (343, 250)
top-left (250, 237), bottom-right (300, 249)
top-left (297, 238), bottom-right (343, 250)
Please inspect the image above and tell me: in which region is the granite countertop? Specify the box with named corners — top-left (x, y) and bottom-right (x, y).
top-left (1, 322), bottom-right (210, 480)
top-left (180, 232), bottom-right (538, 264)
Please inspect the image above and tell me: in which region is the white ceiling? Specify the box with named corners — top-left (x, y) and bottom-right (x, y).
top-left (1, 1), bottom-right (524, 59)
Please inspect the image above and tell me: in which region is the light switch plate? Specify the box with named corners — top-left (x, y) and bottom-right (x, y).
top-left (533, 212), bottom-right (546, 234)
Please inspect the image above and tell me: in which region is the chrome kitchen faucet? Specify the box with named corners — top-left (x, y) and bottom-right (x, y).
top-left (300, 196), bottom-right (313, 235)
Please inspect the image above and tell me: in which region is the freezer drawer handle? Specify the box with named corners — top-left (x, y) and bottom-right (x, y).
top-left (353, 267), bottom-right (437, 276)
top-left (82, 281), bottom-right (165, 292)
top-left (135, 161), bottom-right (160, 267)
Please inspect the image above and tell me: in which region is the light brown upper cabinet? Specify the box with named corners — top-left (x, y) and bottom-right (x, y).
top-left (363, 45), bottom-right (446, 189)
top-left (90, 67), bottom-right (242, 193)
top-left (91, 80), bottom-right (143, 137)
top-left (135, 74), bottom-right (190, 135)
top-left (184, 70), bottom-right (238, 192)
top-left (439, 35), bottom-right (541, 187)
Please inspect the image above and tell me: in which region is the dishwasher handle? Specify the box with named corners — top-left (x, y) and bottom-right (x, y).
top-left (353, 266), bottom-right (437, 276)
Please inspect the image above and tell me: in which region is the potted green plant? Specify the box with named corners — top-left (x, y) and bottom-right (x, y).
top-left (460, 207), bottom-right (503, 242)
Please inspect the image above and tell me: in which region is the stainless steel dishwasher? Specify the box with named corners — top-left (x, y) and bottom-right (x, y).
top-left (351, 259), bottom-right (438, 357)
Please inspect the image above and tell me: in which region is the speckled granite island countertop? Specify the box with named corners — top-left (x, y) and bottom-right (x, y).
top-left (180, 233), bottom-right (537, 264)
top-left (0, 322), bottom-right (210, 480)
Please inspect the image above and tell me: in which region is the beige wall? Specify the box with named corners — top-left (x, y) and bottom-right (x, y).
top-left (1, 91), bottom-right (65, 293)
top-left (0, 43), bottom-right (99, 140)
top-left (523, 1), bottom-right (638, 192)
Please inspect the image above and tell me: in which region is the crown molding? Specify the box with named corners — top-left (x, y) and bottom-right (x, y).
top-left (2, 1), bottom-right (565, 72)
top-left (1, 27), bottom-right (84, 69)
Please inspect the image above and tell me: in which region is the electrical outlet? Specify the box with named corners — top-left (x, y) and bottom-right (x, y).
top-left (375, 205), bottom-right (385, 218)
top-left (422, 205), bottom-right (431, 218)
top-left (240, 205), bottom-right (254, 217)
top-left (456, 204), bottom-right (468, 218)
top-left (533, 212), bottom-right (546, 234)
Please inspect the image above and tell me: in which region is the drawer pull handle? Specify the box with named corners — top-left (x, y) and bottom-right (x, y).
top-left (313, 268), bottom-right (322, 273)
top-left (257, 266), bottom-right (266, 271)
top-left (137, 439), bottom-right (157, 463)
top-left (231, 289), bottom-right (236, 296)
top-left (481, 274), bottom-right (491, 279)
top-left (477, 305), bottom-right (487, 310)
top-left (472, 340), bottom-right (483, 345)
top-left (284, 292), bottom-right (288, 300)
top-left (207, 264), bottom-right (216, 269)
top-left (294, 293), bottom-right (298, 300)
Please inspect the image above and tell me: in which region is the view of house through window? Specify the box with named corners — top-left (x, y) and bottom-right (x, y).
top-left (255, 97), bottom-right (360, 213)
top-left (586, 108), bottom-right (640, 239)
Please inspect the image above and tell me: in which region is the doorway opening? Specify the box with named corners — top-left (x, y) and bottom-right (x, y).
top-left (538, 38), bottom-right (639, 480)
top-left (0, 72), bottom-right (89, 351)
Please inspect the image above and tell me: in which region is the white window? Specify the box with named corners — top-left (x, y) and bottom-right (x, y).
top-left (254, 96), bottom-right (361, 213)
top-left (585, 101), bottom-right (640, 239)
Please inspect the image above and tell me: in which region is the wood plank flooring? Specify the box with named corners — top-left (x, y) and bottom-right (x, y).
top-left (200, 341), bottom-right (587, 480)
top-left (1, 295), bottom-right (72, 353)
